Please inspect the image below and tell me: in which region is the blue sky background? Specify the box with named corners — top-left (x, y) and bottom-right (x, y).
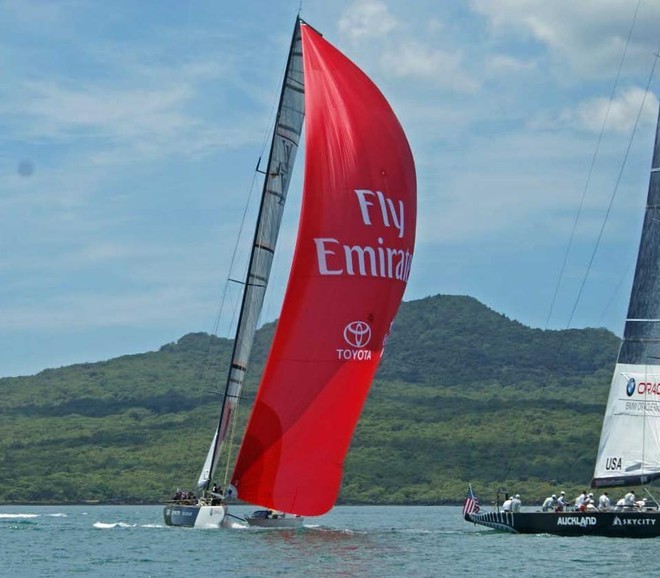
top-left (2, 0), bottom-right (660, 377)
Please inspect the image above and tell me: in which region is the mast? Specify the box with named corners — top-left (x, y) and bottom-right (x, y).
top-left (592, 103), bottom-right (660, 488)
top-left (197, 19), bottom-right (305, 491)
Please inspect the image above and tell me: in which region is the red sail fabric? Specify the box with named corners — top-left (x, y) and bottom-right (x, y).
top-left (230, 23), bottom-right (416, 516)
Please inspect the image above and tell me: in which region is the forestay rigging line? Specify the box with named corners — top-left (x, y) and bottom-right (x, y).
top-left (221, 393), bottom-right (242, 488)
top-left (564, 54), bottom-right (659, 332)
top-left (545, 0), bottom-right (642, 330)
top-left (188, 117), bottom-right (267, 461)
top-left (210, 16), bottom-right (295, 344)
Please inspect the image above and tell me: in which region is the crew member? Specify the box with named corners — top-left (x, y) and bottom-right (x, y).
top-left (598, 492), bottom-right (610, 511)
top-left (541, 494), bottom-right (557, 512)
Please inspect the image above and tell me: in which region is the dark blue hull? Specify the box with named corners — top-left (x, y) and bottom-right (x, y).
top-left (163, 504), bottom-right (200, 527)
top-left (163, 503), bottom-right (226, 528)
top-left (467, 510), bottom-right (660, 537)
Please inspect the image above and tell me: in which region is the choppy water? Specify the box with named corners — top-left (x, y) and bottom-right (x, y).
top-left (0, 505), bottom-right (658, 577)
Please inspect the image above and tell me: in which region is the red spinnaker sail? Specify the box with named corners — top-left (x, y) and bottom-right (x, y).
top-left (231, 23), bottom-right (416, 516)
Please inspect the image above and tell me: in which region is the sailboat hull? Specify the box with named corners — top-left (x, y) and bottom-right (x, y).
top-left (163, 504), bottom-right (226, 529)
top-left (245, 510), bottom-right (304, 528)
top-left (467, 510), bottom-right (660, 537)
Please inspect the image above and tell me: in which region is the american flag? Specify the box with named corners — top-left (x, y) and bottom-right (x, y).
top-left (462, 484), bottom-right (480, 517)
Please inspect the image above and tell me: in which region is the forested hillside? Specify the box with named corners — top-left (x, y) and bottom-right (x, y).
top-left (0, 294), bottom-right (620, 505)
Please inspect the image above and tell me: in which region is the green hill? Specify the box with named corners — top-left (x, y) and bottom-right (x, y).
top-left (0, 294), bottom-right (620, 506)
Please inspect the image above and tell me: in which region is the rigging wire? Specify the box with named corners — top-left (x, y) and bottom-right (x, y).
top-left (598, 260), bottom-right (633, 325)
top-left (208, 14), bottom-right (292, 346)
top-left (182, 79), bottom-right (282, 488)
top-left (186, 161), bottom-right (261, 486)
top-left (221, 396), bottom-right (243, 488)
top-left (203, 23), bottom-right (303, 485)
top-left (563, 56), bottom-right (658, 332)
top-left (544, 0), bottom-right (642, 330)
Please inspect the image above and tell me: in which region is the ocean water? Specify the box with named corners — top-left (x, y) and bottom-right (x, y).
top-left (1, 504), bottom-right (658, 577)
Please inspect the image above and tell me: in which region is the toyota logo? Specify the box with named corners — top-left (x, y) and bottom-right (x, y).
top-left (343, 321), bottom-right (372, 348)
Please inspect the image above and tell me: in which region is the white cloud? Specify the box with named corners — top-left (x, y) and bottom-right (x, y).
top-left (10, 77), bottom-right (259, 165)
top-left (571, 88), bottom-right (659, 134)
top-left (544, 88), bottom-right (660, 134)
top-left (339, 0), bottom-right (397, 41)
top-left (487, 54), bottom-right (536, 73)
top-left (413, 122), bottom-right (646, 249)
top-left (1, 0), bottom-right (68, 28)
top-left (337, 1), bottom-right (478, 93)
top-left (382, 41), bottom-right (479, 93)
top-left (0, 286), bottom-right (208, 332)
top-left (20, 80), bottom-right (193, 140)
top-left (2, 0), bottom-right (659, 378)
top-left (469, 0), bottom-right (660, 78)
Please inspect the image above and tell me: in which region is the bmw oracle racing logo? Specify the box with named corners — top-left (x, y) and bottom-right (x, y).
top-left (626, 377), bottom-right (636, 397)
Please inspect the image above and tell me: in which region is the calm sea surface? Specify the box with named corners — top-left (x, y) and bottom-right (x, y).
top-left (1, 504), bottom-right (658, 577)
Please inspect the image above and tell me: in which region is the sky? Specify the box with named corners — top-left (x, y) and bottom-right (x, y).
top-left (2, 0), bottom-right (660, 378)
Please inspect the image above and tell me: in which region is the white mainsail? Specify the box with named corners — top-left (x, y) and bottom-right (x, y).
top-left (592, 364), bottom-right (660, 486)
top-left (592, 103), bottom-right (660, 487)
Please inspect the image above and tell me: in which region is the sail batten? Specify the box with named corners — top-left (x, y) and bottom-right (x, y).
top-left (592, 105), bottom-right (660, 488)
